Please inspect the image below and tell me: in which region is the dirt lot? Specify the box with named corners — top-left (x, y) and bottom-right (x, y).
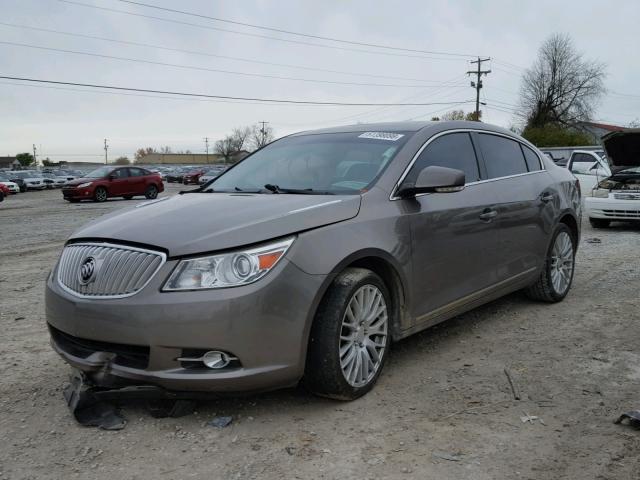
top-left (0, 186), bottom-right (638, 480)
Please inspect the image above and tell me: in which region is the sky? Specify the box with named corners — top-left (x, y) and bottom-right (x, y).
top-left (1, 0), bottom-right (639, 163)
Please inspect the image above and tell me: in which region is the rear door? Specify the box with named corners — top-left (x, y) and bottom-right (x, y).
top-left (402, 132), bottom-right (504, 326)
top-left (128, 168), bottom-right (147, 195)
top-left (474, 133), bottom-right (551, 281)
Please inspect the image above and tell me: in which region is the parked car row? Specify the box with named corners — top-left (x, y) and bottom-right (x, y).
top-left (0, 169), bottom-right (83, 193)
top-left (163, 165), bottom-right (229, 184)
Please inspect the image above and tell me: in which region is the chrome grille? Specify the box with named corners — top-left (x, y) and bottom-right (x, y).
top-left (613, 193), bottom-right (640, 200)
top-left (57, 242), bottom-right (166, 298)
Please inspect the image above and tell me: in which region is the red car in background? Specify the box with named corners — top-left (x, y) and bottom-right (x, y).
top-left (0, 183), bottom-right (10, 202)
top-left (62, 166), bottom-right (164, 203)
top-left (182, 169), bottom-right (207, 185)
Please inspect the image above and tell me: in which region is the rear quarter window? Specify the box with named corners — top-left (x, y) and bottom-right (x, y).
top-left (521, 144), bottom-right (542, 171)
top-left (477, 134), bottom-right (528, 178)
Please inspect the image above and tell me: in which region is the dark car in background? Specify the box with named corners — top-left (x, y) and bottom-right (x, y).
top-left (62, 166), bottom-right (164, 202)
top-left (46, 121), bottom-right (581, 400)
top-left (166, 167), bottom-right (190, 183)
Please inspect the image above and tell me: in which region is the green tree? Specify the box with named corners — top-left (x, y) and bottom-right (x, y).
top-left (114, 156), bottom-right (131, 165)
top-left (16, 152), bottom-right (35, 167)
top-left (521, 124), bottom-right (591, 147)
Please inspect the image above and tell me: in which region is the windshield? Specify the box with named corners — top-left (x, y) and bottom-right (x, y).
top-left (84, 166), bottom-right (112, 178)
top-left (208, 131), bottom-right (411, 194)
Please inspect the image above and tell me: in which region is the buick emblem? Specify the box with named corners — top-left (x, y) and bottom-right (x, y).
top-left (78, 257), bottom-right (97, 285)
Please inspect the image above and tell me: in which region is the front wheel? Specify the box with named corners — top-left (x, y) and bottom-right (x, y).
top-left (589, 218), bottom-right (610, 229)
top-left (93, 187), bottom-right (108, 202)
top-left (525, 224), bottom-right (575, 302)
top-left (0, 191), bottom-right (4, 202)
top-left (144, 185), bottom-right (158, 199)
top-left (304, 268), bottom-right (391, 400)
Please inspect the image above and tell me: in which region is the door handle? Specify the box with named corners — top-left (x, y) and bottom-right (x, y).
top-left (541, 192), bottom-right (555, 203)
top-left (479, 209), bottom-right (498, 221)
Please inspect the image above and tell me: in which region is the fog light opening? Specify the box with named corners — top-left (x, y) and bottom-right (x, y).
top-left (202, 351), bottom-right (231, 369)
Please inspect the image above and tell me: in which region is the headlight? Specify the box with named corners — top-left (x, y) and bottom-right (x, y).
top-left (77, 182), bottom-right (93, 188)
top-left (591, 188), bottom-right (609, 198)
top-left (163, 237), bottom-right (294, 291)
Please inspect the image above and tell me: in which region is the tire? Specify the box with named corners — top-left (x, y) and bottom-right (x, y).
top-left (0, 191), bottom-right (4, 202)
top-left (123, 195), bottom-right (134, 200)
top-left (20, 186), bottom-right (26, 193)
top-left (589, 218), bottom-right (610, 229)
top-left (525, 224), bottom-right (576, 303)
top-left (66, 198), bottom-right (80, 203)
top-left (93, 186), bottom-right (108, 202)
top-left (304, 268), bottom-right (391, 400)
top-left (144, 185), bottom-right (158, 199)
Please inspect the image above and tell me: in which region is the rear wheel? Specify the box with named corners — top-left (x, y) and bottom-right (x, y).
top-left (144, 185), bottom-right (158, 199)
top-left (0, 191), bottom-right (4, 202)
top-left (94, 187), bottom-right (108, 202)
top-left (589, 218), bottom-right (610, 229)
top-left (525, 224), bottom-right (575, 302)
top-left (304, 268), bottom-right (391, 400)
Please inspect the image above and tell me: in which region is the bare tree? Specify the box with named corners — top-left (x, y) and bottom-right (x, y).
top-left (250, 124), bottom-right (275, 150)
top-left (520, 33), bottom-right (606, 128)
top-left (160, 146), bottom-right (172, 154)
top-left (134, 147), bottom-right (157, 161)
top-left (214, 126), bottom-right (254, 162)
top-left (430, 110), bottom-right (481, 122)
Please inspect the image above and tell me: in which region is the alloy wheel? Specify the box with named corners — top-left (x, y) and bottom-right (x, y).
top-left (95, 188), bottom-right (107, 202)
top-left (339, 285), bottom-right (388, 387)
top-left (550, 231), bottom-right (574, 295)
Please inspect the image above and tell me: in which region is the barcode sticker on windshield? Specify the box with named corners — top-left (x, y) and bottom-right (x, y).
top-left (358, 132), bottom-right (404, 141)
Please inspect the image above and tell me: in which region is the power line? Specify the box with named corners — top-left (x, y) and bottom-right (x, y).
top-left (0, 75), bottom-right (474, 106)
top-left (115, 0), bottom-right (477, 58)
top-left (0, 41), bottom-right (463, 89)
top-left (0, 22), bottom-right (460, 84)
top-left (59, 1), bottom-right (472, 62)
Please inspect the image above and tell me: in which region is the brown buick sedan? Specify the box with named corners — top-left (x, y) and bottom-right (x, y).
top-left (46, 121), bottom-right (581, 400)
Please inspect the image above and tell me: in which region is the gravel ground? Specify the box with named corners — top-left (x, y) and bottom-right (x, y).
top-left (0, 186), bottom-right (639, 480)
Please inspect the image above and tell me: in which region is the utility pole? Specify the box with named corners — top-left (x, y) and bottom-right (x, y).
top-left (32, 144), bottom-right (37, 167)
top-left (467, 57), bottom-right (491, 121)
top-left (204, 137), bottom-right (210, 163)
top-left (104, 138), bottom-right (109, 164)
top-left (259, 121), bottom-right (269, 147)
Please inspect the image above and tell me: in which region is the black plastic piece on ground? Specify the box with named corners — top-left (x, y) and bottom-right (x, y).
top-left (614, 410), bottom-right (640, 429)
top-left (63, 372), bottom-right (126, 430)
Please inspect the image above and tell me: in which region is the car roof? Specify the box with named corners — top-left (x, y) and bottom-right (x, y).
top-left (289, 120), bottom-right (521, 138)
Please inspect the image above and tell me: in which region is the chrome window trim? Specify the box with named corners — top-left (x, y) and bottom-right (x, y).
top-left (56, 241), bottom-right (167, 299)
top-left (390, 128), bottom-right (546, 201)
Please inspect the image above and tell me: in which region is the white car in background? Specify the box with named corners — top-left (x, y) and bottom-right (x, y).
top-left (566, 150), bottom-right (610, 195)
top-left (585, 129), bottom-right (640, 228)
top-left (198, 167), bottom-right (225, 185)
top-left (0, 176), bottom-right (20, 193)
top-left (41, 172), bottom-right (68, 188)
top-left (11, 171), bottom-right (47, 190)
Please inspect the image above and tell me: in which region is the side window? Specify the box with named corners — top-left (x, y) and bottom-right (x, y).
top-left (129, 168), bottom-right (145, 177)
top-left (521, 144), bottom-right (542, 172)
top-left (404, 132), bottom-right (480, 185)
top-left (113, 168), bottom-right (129, 179)
top-left (477, 134), bottom-right (528, 178)
top-left (570, 154), bottom-right (596, 175)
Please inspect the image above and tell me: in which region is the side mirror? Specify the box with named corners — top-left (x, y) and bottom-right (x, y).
top-left (397, 165), bottom-right (465, 198)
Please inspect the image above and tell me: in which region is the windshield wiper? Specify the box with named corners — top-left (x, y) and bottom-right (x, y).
top-left (263, 184), bottom-right (334, 195)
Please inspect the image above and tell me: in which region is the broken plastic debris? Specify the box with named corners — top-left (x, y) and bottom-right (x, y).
top-left (614, 410), bottom-right (640, 429)
top-left (63, 372), bottom-right (126, 430)
top-left (207, 416), bottom-right (233, 428)
top-left (432, 451), bottom-right (461, 462)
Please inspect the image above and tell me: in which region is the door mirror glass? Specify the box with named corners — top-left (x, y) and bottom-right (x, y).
top-left (397, 165), bottom-right (465, 197)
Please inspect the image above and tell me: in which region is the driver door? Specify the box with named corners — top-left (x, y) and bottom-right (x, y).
top-left (402, 132), bottom-right (503, 327)
top-left (109, 168), bottom-right (130, 195)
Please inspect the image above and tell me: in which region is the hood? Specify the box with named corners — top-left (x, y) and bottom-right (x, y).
top-left (602, 129), bottom-right (640, 171)
top-left (69, 193), bottom-right (361, 257)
